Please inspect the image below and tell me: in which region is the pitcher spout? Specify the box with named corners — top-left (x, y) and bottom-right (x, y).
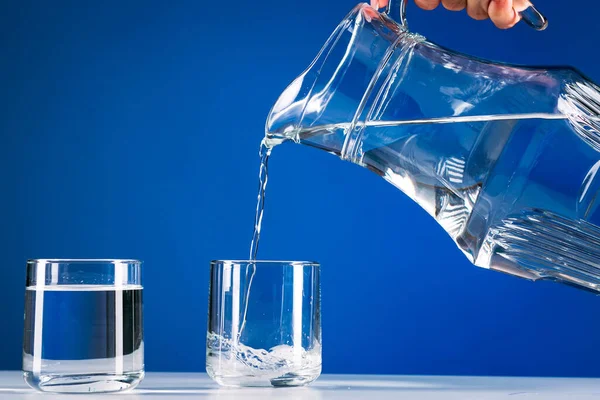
top-left (265, 3), bottom-right (410, 155)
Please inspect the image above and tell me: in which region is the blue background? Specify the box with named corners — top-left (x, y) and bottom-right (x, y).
top-left (2, 0), bottom-right (600, 376)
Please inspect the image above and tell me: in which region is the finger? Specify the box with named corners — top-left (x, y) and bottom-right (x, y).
top-left (467, 0), bottom-right (489, 20)
top-left (372, 0), bottom-right (389, 9)
top-left (488, 0), bottom-right (520, 29)
top-left (442, 0), bottom-right (466, 12)
top-left (513, 0), bottom-right (529, 12)
top-left (415, 0), bottom-right (441, 11)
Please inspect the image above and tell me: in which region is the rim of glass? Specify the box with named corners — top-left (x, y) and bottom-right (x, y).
top-left (27, 259), bottom-right (142, 265)
top-left (211, 260), bottom-right (319, 266)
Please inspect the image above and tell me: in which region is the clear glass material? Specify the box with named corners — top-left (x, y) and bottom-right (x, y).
top-left (265, 3), bottom-right (600, 293)
top-left (23, 259), bottom-right (144, 393)
top-left (206, 260), bottom-right (321, 387)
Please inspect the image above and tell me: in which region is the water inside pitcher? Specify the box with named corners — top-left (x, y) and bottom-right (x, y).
top-left (265, 2), bottom-right (600, 293)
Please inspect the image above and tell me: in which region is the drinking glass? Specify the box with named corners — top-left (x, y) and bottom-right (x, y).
top-left (206, 260), bottom-right (321, 387)
top-left (22, 259), bottom-right (144, 393)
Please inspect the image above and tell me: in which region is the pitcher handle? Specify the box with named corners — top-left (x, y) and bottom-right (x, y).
top-left (519, 3), bottom-right (548, 31)
top-left (383, 0), bottom-right (408, 27)
top-left (384, 0), bottom-right (548, 31)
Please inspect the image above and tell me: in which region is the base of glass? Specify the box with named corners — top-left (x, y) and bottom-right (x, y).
top-left (23, 370), bottom-right (144, 393)
top-left (207, 368), bottom-right (321, 388)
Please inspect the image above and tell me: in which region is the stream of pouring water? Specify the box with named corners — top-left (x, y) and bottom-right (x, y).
top-left (249, 140), bottom-right (272, 260)
top-left (234, 140), bottom-right (272, 342)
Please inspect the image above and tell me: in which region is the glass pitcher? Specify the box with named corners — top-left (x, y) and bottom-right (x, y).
top-left (265, 0), bottom-right (600, 293)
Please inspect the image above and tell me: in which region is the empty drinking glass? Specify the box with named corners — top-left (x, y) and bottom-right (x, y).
top-left (22, 259), bottom-right (144, 393)
top-left (206, 260), bottom-right (321, 387)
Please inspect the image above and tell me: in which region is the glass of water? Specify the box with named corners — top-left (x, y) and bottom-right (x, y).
top-left (22, 259), bottom-right (144, 393)
top-left (206, 260), bottom-right (321, 387)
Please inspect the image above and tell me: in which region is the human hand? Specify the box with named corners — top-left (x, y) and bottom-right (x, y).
top-left (373, 0), bottom-right (532, 29)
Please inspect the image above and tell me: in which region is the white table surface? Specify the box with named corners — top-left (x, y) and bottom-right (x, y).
top-left (2, 371), bottom-right (600, 399)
